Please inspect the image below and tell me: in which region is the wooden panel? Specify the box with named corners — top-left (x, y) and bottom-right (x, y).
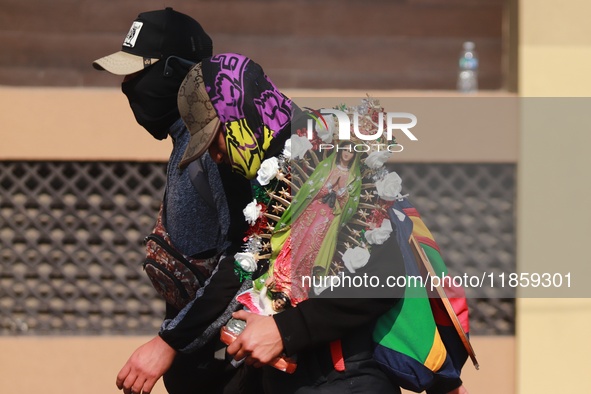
top-left (0, 0), bottom-right (505, 89)
top-left (0, 0), bottom-right (503, 37)
top-left (0, 34), bottom-right (501, 89)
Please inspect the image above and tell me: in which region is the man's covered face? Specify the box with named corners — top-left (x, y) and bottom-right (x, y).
top-left (121, 59), bottom-right (191, 140)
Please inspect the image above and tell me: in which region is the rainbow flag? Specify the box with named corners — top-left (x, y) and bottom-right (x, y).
top-left (373, 197), bottom-right (471, 392)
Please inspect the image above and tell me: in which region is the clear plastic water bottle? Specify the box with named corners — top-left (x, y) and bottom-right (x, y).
top-left (457, 41), bottom-right (479, 93)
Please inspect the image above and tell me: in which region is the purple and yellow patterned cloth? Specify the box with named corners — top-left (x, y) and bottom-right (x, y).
top-left (201, 53), bottom-right (293, 179)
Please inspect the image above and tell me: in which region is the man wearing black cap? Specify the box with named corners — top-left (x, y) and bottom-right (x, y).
top-left (93, 8), bottom-right (256, 394)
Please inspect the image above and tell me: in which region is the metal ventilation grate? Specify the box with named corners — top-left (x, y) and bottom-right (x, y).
top-left (392, 163), bottom-right (516, 335)
top-left (0, 161), bottom-right (166, 334)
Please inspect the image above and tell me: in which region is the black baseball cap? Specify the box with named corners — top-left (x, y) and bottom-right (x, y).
top-left (93, 7), bottom-right (212, 75)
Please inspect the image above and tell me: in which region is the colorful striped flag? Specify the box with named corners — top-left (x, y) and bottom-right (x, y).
top-left (373, 197), bottom-right (474, 392)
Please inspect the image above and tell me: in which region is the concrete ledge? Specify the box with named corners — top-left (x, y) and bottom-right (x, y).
top-left (1, 87), bottom-right (517, 163)
top-left (0, 335), bottom-right (513, 394)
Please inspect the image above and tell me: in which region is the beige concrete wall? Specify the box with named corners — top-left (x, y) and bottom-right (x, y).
top-left (0, 336), bottom-right (511, 394)
top-left (519, 0), bottom-right (591, 96)
top-left (0, 337), bottom-right (167, 394)
top-left (518, 1), bottom-right (591, 393)
top-left (0, 86), bottom-right (517, 163)
top-left (0, 87), bottom-right (170, 162)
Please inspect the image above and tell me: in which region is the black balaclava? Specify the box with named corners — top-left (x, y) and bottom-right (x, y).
top-left (122, 57), bottom-right (193, 140)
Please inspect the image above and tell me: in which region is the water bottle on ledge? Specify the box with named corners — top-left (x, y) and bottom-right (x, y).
top-left (457, 41), bottom-right (479, 93)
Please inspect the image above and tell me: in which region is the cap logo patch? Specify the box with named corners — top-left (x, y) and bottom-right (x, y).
top-left (123, 21), bottom-right (143, 48)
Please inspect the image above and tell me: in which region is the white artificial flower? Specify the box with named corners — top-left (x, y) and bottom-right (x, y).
top-left (316, 115), bottom-right (335, 143)
top-left (342, 246), bottom-right (371, 273)
top-left (234, 252), bottom-right (257, 272)
top-left (375, 171), bottom-right (403, 201)
top-left (282, 139), bottom-right (292, 159)
top-left (243, 199), bottom-right (262, 225)
top-left (365, 219), bottom-right (393, 245)
top-left (256, 157), bottom-right (279, 186)
top-left (291, 135), bottom-right (313, 160)
top-left (365, 151), bottom-right (393, 170)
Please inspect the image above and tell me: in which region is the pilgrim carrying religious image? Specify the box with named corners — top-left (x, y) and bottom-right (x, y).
top-left (174, 57), bottom-right (476, 387)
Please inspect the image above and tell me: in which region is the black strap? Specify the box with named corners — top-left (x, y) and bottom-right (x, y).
top-left (187, 158), bottom-right (216, 209)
